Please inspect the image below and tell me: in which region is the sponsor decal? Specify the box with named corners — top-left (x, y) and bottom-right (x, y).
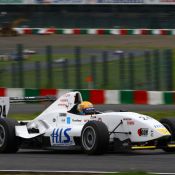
top-left (138, 128), bottom-right (148, 136)
top-left (53, 118), bottom-right (56, 122)
top-left (66, 117), bottom-right (71, 124)
top-left (59, 113), bottom-right (67, 117)
top-left (60, 99), bottom-right (68, 102)
top-left (127, 121), bottom-right (134, 125)
top-left (139, 116), bottom-right (149, 120)
top-left (58, 96), bottom-right (69, 108)
top-left (51, 128), bottom-right (72, 145)
top-left (61, 119), bottom-right (65, 122)
top-left (58, 103), bottom-right (68, 108)
top-left (156, 128), bottom-right (170, 135)
top-left (123, 118), bottom-right (134, 125)
top-left (123, 118), bottom-right (132, 121)
top-left (72, 119), bottom-right (82, 122)
top-left (154, 124), bottom-right (164, 128)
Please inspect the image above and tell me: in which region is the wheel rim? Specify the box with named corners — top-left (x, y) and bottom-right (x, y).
top-left (0, 124), bottom-right (5, 147)
top-left (82, 126), bottom-right (96, 151)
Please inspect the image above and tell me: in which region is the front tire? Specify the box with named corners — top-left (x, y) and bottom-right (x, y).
top-left (81, 121), bottom-right (109, 155)
top-left (0, 118), bottom-right (20, 153)
top-left (160, 118), bottom-right (175, 152)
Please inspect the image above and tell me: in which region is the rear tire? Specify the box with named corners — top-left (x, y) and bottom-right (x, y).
top-left (81, 121), bottom-right (109, 155)
top-left (160, 118), bottom-right (175, 152)
top-left (0, 118), bottom-right (20, 153)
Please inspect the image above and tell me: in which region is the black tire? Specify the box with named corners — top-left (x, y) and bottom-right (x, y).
top-left (160, 118), bottom-right (175, 152)
top-left (0, 118), bottom-right (20, 153)
top-left (81, 121), bottom-right (109, 155)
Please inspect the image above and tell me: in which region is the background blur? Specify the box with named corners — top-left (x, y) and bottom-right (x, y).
top-left (0, 2), bottom-right (175, 91)
top-left (1, 5), bottom-right (175, 29)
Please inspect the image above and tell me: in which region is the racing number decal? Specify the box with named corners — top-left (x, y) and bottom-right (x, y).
top-left (0, 105), bottom-right (6, 118)
top-left (51, 128), bottom-right (72, 145)
top-left (138, 128), bottom-right (148, 136)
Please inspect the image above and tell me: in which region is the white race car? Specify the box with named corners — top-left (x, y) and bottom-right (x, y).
top-left (0, 91), bottom-right (175, 155)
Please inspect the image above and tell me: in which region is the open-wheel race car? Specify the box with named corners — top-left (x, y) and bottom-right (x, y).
top-left (0, 91), bottom-right (175, 155)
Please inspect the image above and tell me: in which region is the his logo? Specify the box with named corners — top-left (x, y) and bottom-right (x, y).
top-left (51, 128), bottom-right (71, 145)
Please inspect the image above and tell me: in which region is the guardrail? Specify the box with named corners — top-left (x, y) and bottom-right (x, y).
top-left (13, 28), bottom-right (175, 35)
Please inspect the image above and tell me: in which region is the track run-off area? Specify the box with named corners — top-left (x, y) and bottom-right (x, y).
top-left (0, 149), bottom-right (175, 174)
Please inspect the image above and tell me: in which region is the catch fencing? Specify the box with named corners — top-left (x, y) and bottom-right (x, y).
top-left (0, 44), bottom-right (174, 91)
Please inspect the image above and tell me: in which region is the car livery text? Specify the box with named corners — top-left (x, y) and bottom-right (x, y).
top-left (50, 128), bottom-right (72, 145)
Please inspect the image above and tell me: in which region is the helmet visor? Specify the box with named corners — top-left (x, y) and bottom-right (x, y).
top-left (83, 107), bottom-right (95, 115)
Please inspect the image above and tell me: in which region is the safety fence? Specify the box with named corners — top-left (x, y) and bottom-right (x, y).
top-left (0, 45), bottom-right (174, 91)
top-left (0, 88), bottom-right (175, 105)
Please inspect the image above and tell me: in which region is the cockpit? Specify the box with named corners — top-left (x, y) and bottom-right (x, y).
top-left (68, 92), bottom-right (101, 115)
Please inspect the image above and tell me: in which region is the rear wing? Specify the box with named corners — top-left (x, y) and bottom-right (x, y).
top-left (10, 96), bottom-right (56, 103)
top-left (0, 96), bottom-right (56, 118)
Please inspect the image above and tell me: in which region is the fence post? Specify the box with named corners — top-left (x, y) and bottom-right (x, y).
top-left (17, 44), bottom-right (24, 88)
top-left (153, 50), bottom-right (160, 90)
top-left (164, 49), bottom-right (173, 91)
top-left (102, 51), bottom-right (108, 88)
top-left (128, 53), bottom-right (134, 90)
top-left (75, 47), bottom-right (81, 89)
top-left (35, 61), bottom-right (41, 89)
top-left (46, 45), bottom-right (53, 88)
top-left (91, 55), bottom-right (96, 88)
top-left (119, 53), bottom-right (125, 89)
top-left (144, 51), bottom-right (152, 90)
top-left (63, 59), bottom-right (68, 89)
top-left (11, 63), bottom-right (17, 88)
top-left (0, 69), bottom-right (4, 87)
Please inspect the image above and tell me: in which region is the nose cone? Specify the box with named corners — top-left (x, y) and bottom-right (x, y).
top-left (155, 127), bottom-right (170, 136)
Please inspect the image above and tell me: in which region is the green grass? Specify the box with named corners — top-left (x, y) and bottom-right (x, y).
top-left (141, 111), bottom-right (175, 121)
top-left (107, 173), bottom-right (154, 175)
top-left (9, 113), bottom-right (39, 120)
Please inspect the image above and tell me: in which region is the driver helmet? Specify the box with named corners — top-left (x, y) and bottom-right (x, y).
top-left (77, 101), bottom-right (95, 115)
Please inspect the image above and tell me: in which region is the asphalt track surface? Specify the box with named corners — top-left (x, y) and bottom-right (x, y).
top-left (1, 149), bottom-right (175, 173)
top-left (1, 35), bottom-right (175, 51)
top-left (0, 104), bottom-right (173, 174)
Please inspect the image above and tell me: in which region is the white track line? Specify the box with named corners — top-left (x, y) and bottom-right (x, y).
top-left (0, 170), bottom-right (175, 174)
top-left (0, 170), bottom-right (117, 174)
